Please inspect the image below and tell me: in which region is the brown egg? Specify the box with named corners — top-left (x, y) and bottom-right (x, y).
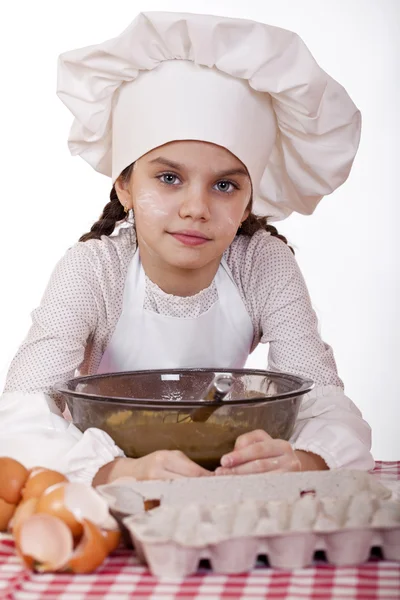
top-left (22, 469), bottom-right (68, 500)
top-left (101, 528), bottom-right (121, 553)
top-left (10, 498), bottom-right (39, 536)
top-left (0, 457), bottom-right (29, 504)
top-left (68, 519), bottom-right (109, 574)
top-left (0, 498), bottom-right (16, 532)
top-left (15, 514), bottom-right (73, 572)
top-left (27, 467), bottom-right (45, 478)
top-left (35, 483), bottom-right (83, 538)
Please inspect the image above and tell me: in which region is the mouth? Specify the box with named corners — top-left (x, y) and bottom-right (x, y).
top-left (168, 230), bottom-right (211, 247)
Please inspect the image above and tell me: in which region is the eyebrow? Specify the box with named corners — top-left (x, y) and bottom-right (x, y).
top-left (149, 157), bottom-right (249, 179)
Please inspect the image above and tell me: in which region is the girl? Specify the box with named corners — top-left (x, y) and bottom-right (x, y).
top-left (0, 11), bottom-right (373, 485)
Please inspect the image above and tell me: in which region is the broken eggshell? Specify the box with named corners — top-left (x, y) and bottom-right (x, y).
top-left (15, 514), bottom-right (74, 572)
top-left (0, 457), bottom-right (120, 573)
top-left (67, 519), bottom-right (109, 574)
top-left (9, 498), bottom-right (39, 536)
top-left (22, 469), bottom-right (68, 501)
top-left (102, 528), bottom-right (122, 553)
top-left (63, 482), bottom-right (119, 531)
top-left (35, 483), bottom-right (83, 538)
top-left (14, 482), bottom-right (121, 574)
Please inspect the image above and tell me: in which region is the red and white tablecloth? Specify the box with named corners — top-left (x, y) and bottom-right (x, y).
top-left (1, 461), bottom-right (399, 600)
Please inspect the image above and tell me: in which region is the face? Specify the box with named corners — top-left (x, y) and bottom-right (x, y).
top-left (115, 140), bottom-right (252, 273)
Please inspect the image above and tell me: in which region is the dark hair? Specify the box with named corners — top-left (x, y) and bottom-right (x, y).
top-left (79, 163), bottom-right (294, 254)
top-left (79, 164), bottom-right (134, 243)
top-left (241, 213), bottom-right (294, 254)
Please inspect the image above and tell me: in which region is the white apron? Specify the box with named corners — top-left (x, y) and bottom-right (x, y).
top-left (97, 249), bottom-right (254, 372)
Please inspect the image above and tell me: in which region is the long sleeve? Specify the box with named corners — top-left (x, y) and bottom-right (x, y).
top-left (228, 231), bottom-right (374, 470)
top-left (4, 243), bottom-right (101, 401)
top-left (1, 240), bottom-right (129, 482)
top-left (290, 385), bottom-right (374, 469)
top-left (0, 391), bottom-right (124, 483)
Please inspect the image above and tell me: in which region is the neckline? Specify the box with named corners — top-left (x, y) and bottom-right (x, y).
top-left (144, 273), bottom-right (217, 301)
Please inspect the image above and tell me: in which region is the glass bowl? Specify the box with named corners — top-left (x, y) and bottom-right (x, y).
top-left (55, 368), bottom-right (313, 470)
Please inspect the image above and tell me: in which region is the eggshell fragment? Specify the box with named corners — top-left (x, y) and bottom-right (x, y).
top-left (63, 482), bottom-right (118, 530)
top-left (68, 519), bottom-right (108, 574)
top-left (102, 528), bottom-right (121, 553)
top-left (15, 514), bottom-right (73, 572)
top-left (22, 469), bottom-right (67, 500)
top-left (0, 457), bottom-right (29, 504)
top-left (0, 498), bottom-right (16, 532)
top-left (9, 498), bottom-right (38, 536)
top-left (144, 499), bottom-right (161, 511)
top-left (35, 483), bottom-right (83, 538)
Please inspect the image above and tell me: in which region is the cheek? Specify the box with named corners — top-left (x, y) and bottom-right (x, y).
top-left (212, 203), bottom-right (244, 234)
top-left (134, 190), bottom-right (173, 226)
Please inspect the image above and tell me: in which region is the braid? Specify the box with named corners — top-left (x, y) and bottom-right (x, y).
top-left (79, 163), bottom-right (134, 243)
top-left (79, 189), bottom-right (125, 242)
top-left (239, 212), bottom-right (294, 254)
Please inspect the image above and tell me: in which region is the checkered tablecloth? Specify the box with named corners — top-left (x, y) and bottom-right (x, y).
top-left (1, 461), bottom-right (399, 600)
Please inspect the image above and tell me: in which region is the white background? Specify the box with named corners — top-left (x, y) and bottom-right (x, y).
top-left (0, 1), bottom-right (398, 459)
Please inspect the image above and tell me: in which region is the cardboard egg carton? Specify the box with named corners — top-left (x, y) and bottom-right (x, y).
top-left (98, 470), bottom-right (391, 517)
top-left (98, 470), bottom-right (399, 577)
top-left (124, 495), bottom-right (400, 576)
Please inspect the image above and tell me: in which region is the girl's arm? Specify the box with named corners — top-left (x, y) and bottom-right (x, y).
top-left (0, 243), bottom-right (126, 483)
top-left (222, 233), bottom-right (374, 473)
top-left (4, 243), bottom-right (101, 402)
top-left (259, 241), bottom-right (374, 470)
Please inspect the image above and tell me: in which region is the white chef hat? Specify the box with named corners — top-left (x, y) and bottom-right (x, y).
top-left (57, 11), bottom-right (361, 221)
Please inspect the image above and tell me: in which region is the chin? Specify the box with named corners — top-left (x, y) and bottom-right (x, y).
top-left (161, 244), bottom-right (216, 268)
top-left (165, 254), bottom-right (209, 271)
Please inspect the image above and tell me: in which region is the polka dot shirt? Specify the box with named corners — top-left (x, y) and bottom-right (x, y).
top-left (4, 226), bottom-right (343, 404)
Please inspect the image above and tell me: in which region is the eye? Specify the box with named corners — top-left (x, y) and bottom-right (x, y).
top-left (214, 180), bottom-right (239, 194)
top-left (158, 173), bottom-right (181, 186)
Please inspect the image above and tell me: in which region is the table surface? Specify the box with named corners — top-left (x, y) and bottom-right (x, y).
top-left (0, 461), bottom-right (399, 600)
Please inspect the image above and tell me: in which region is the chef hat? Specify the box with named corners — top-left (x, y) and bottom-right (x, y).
top-left (57, 11), bottom-right (361, 221)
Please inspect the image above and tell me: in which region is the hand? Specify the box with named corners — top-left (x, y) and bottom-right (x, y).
top-left (93, 450), bottom-right (212, 485)
top-left (215, 430), bottom-right (301, 476)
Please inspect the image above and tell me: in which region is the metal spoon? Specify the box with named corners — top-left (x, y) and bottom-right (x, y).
top-left (189, 374), bottom-right (234, 423)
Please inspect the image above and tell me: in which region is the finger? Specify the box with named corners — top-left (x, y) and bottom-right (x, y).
top-left (216, 453), bottom-right (301, 475)
top-left (221, 439), bottom-right (287, 468)
top-left (234, 429), bottom-right (273, 451)
top-left (165, 452), bottom-right (212, 478)
top-left (152, 470), bottom-right (187, 480)
top-left (216, 457), bottom-right (285, 476)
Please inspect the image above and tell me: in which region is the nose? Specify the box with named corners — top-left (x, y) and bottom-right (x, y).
top-left (178, 185), bottom-right (211, 221)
